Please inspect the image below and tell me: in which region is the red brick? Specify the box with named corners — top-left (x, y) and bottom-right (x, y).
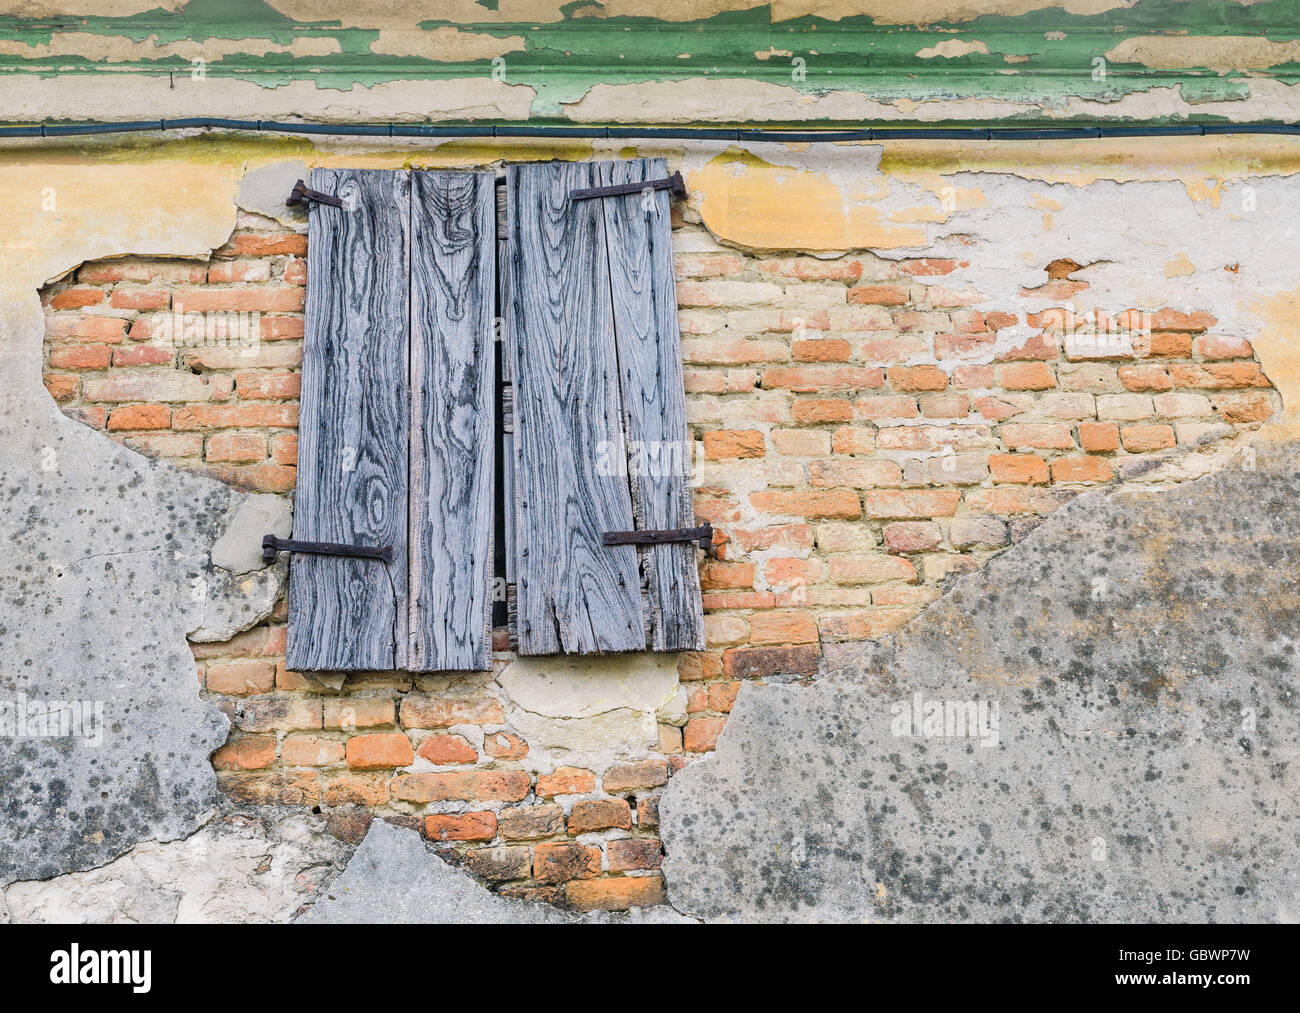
top-left (1051, 456), bottom-right (1114, 483)
top-left (206, 431), bottom-right (266, 463)
top-left (702, 429), bottom-right (765, 459)
top-left (997, 362), bottom-right (1056, 391)
top-left (235, 371), bottom-right (301, 399)
top-left (1001, 423), bottom-right (1074, 450)
top-left (50, 288), bottom-right (105, 309)
top-left (828, 554), bottom-right (917, 583)
top-left (750, 490), bottom-right (861, 519)
top-left (722, 645), bottom-right (819, 679)
top-left (390, 770), bottom-right (531, 804)
top-left (989, 453), bottom-right (1049, 485)
top-left (205, 659), bottom-right (276, 695)
top-left (1078, 421), bottom-right (1120, 452)
top-left (568, 798), bottom-right (632, 834)
top-left (425, 811), bottom-right (497, 842)
top-left (212, 736), bottom-right (276, 770)
top-left (399, 696), bottom-right (504, 728)
top-left (173, 288), bottom-right (304, 313)
top-left (1120, 424), bottom-right (1175, 452)
top-left (207, 259), bottom-right (271, 283)
top-left (534, 842), bottom-right (601, 882)
top-left (883, 521), bottom-right (941, 552)
top-left (416, 733), bottom-right (478, 765)
top-left (321, 773), bottom-right (389, 807)
top-left (112, 345), bottom-right (175, 366)
top-left (109, 288), bottom-right (169, 310)
top-left (345, 732), bottom-right (413, 770)
top-left (323, 698), bottom-right (395, 729)
top-left (483, 731), bottom-right (529, 760)
top-left (565, 876), bottom-right (665, 911)
top-left (764, 366), bottom-right (883, 392)
top-left (862, 489), bottom-right (960, 518)
top-left (1195, 334), bottom-right (1253, 360)
top-left (49, 345), bottom-right (111, 369)
top-left (607, 838), bottom-right (663, 872)
top-left (215, 233), bottom-right (308, 258)
top-left (171, 404), bottom-right (298, 430)
top-left (466, 847), bottom-right (530, 881)
top-left (889, 365), bottom-right (948, 392)
top-left (747, 611), bottom-right (819, 644)
top-left (280, 735), bottom-right (344, 767)
top-left (498, 804), bottom-right (565, 840)
top-left (847, 284), bottom-right (909, 305)
top-left (683, 717), bottom-right (727, 753)
top-left (536, 766), bottom-right (596, 798)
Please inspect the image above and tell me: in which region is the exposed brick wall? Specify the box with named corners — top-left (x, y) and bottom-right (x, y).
top-left (39, 208), bottom-right (1279, 911)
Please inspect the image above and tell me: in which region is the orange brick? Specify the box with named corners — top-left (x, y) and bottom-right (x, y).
top-left (44, 374), bottom-right (77, 401)
top-left (747, 610), bottom-right (818, 645)
top-left (764, 366), bottom-right (884, 392)
top-left (533, 842), bottom-right (601, 882)
top-left (216, 233), bottom-right (308, 258)
top-left (702, 429), bottom-right (765, 460)
top-left (399, 696), bottom-right (503, 728)
top-left (173, 288), bottom-right (304, 313)
top-left (565, 876), bottom-right (665, 912)
top-left (1119, 365), bottom-right (1173, 392)
top-left (1051, 456), bottom-right (1114, 483)
top-left (536, 766), bottom-right (596, 798)
top-left (997, 362), bottom-right (1056, 391)
top-left (750, 489), bottom-right (861, 519)
top-left (212, 736), bottom-right (276, 771)
top-left (280, 734), bottom-right (344, 767)
top-left (207, 259), bottom-right (271, 283)
top-left (568, 798), bottom-right (632, 834)
top-left (109, 288), bottom-right (169, 310)
top-left (112, 345), bottom-right (174, 366)
top-left (235, 371), bottom-right (301, 399)
top-left (792, 398), bottom-right (854, 424)
top-left (827, 554), bottom-right (916, 584)
top-left (416, 733), bottom-right (478, 765)
top-left (1120, 424), bottom-right (1175, 452)
top-left (425, 811), bottom-right (497, 842)
top-left (391, 770), bottom-right (531, 803)
top-left (48, 345), bottom-right (111, 369)
top-left (206, 431), bottom-right (267, 463)
top-left (989, 453), bottom-right (1049, 485)
top-left (1078, 421), bottom-right (1119, 452)
top-left (792, 338), bottom-right (852, 362)
top-left (1169, 363), bottom-right (1271, 389)
top-left (847, 284), bottom-right (909, 305)
top-left (889, 365), bottom-right (948, 391)
top-left (50, 288), bottom-right (105, 309)
top-left (684, 716), bottom-right (727, 752)
top-left (862, 489), bottom-right (960, 518)
top-left (323, 698), bottom-right (395, 729)
top-left (483, 731), bottom-right (529, 760)
top-left (608, 839), bottom-right (663, 872)
top-left (205, 659), bottom-right (276, 695)
top-left (1001, 423), bottom-right (1074, 450)
top-left (345, 732), bottom-right (414, 770)
top-left (1195, 334), bottom-right (1253, 360)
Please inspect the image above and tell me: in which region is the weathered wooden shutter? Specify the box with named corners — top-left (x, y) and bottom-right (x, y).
top-left (288, 169), bottom-right (495, 672)
top-left (504, 158), bottom-right (704, 655)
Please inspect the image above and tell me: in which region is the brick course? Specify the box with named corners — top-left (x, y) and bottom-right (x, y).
top-left (41, 209), bottom-right (1279, 910)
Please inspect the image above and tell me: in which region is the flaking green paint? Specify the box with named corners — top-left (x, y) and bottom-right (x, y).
top-left (0, 0), bottom-right (1298, 124)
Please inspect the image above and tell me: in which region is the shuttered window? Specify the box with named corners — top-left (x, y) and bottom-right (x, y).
top-left (286, 159), bottom-right (703, 671)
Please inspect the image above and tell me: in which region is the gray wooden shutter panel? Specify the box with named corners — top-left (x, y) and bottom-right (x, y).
top-left (506, 159), bottom-right (705, 655)
top-left (408, 171), bottom-right (496, 672)
top-left (288, 169), bottom-right (495, 673)
top-left (288, 168), bottom-right (411, 672)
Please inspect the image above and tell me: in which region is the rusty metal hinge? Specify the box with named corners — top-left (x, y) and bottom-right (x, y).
top-left (570, 170), bottom-right (686, 203)
top-left (286, 179), bottom-right (344, 208)
top-left (601, 522), bottom-right (712, 552)
top-left (262, 534), bottom-right (393, 564)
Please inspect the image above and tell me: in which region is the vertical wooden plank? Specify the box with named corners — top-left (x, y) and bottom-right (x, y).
top-left (505, 161), bottom-right (646, 654)
top-left (599, 158), bottom-right (705, 651)
top-left (288, 169), bottom-right (409, 672)
top-left (407, 171), bottom-right (496, 671)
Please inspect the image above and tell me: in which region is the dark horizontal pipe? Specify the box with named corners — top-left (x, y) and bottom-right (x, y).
top-left (2, 118), bottom-right (1300, 142)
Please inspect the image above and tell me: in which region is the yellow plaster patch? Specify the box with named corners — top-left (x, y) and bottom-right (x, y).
top-left (1250, 284), bottom-right (1300, 439)
top-left (691, 149), bottom-right (926, 251)
top-left (1105, 36), bottom-right (1300, 73)
top-left (368, 27), bottom-right (525, 62)
top-left (916, 39), bottom-right (990, 59)
top-left (1028, 193), bottom-right (1062, 211)
top-left (1165, 252), bottom-right (1196, 278)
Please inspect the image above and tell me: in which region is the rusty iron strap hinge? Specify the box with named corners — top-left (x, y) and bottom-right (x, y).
top-left (262, 534), bottom-right (393, 565)
top-left (570, 170), bottom-right (686, 202)
top-left (286, 179), bottom-right (344, 208)
top-left (602, 522), bottom-right (713, 552)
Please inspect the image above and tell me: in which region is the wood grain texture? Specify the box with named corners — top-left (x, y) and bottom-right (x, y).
top-left (599, 158), bottom-right (705, 651)
top-left (288, 168), bottom-right (409, 672)
top-left (408, 171), bottom-right (496, 672)
top-left (505, 161), bottom-right (646, 654)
